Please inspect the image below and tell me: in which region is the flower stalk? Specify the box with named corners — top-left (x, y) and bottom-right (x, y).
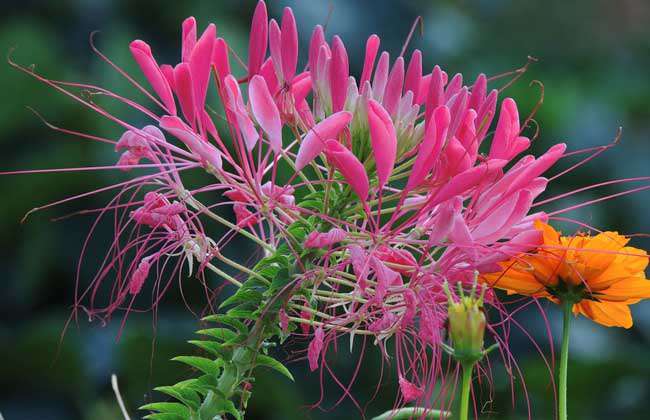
top-left (559, 300), bottom-right (573, 420)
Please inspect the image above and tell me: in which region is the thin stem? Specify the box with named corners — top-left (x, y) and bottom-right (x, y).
top-left (372, 407), bottom-right (449, 420)
top-left (459, 363), bottom-right (474, 420)
top-left (559, 300), bottom-right (572, 420)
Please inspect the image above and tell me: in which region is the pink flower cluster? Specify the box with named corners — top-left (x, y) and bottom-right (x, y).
top-left (14, 0), bottom-right (608, 411)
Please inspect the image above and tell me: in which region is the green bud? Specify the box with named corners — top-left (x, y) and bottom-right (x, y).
top-left (443, 275), bottom-right (494, 366)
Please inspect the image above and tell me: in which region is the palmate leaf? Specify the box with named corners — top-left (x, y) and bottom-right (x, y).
top-left (188, 339), bottom-right (230, 359)
top-left (143, 413), bottom-right (187, 420)
top-left (196, 327), bottom-right (238, 342)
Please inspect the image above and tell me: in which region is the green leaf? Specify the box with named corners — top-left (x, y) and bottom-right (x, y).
top-left (188, 340), bottom-right (230, 359)
top-left (139, 402), bottom-right (190, 418)
top-left (196, 328), bottom-right (238, 342)
top-left (254, 354), bottom-right (294, 381)
top-left (172, 356), bottom-right (222, 376)
top-left (201, 315), bottom-right (248, 334)
top-left (219, 288), bottom-right (264, 309)
top-left (154, 385), bottom-right (200, 410)
top-left (143, 413), bottom-right (187, 420)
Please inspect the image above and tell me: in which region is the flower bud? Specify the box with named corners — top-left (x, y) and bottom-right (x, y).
top-left (443, 277), bottom-right (490, 366)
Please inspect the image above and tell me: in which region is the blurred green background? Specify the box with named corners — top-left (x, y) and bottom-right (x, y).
top-left (1, 0), bottom-right (650, 419)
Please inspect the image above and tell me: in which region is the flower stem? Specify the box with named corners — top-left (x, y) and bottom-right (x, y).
top-left (559, 300), bottom-right (572, 420)
top-left (459, 363), bottom-right (474, 420)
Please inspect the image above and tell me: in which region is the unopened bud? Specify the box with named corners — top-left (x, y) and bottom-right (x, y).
top-left (443, 275), bottom-right (495, 366)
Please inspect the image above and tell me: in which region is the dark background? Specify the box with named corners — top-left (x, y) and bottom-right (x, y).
top-left (1, 0), bottom-right (650, 419)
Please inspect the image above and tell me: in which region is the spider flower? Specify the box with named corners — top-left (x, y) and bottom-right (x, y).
top-left (483, 222), bottom-right (650, 328)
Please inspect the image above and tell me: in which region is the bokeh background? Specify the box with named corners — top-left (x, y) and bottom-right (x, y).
top-left (2, 0), bottom-right (650, 419)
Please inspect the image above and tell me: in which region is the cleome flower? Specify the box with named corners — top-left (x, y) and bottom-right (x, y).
top-left (6, 0), bottom-right (649, 417)
top-left (483, 222), bottom-right (650, 328)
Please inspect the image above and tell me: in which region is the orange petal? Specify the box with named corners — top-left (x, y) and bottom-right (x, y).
top-left (573, 300), bottom-right (633, 328)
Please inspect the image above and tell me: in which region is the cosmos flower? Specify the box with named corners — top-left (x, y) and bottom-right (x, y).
top-left (483, 222), bottom-right (650, 328)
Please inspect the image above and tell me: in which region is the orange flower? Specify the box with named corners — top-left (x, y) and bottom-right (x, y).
top-left (483, 222), bottom-right (650, 328)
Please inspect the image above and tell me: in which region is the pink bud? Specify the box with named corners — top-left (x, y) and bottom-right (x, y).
top-left (404, 49), bottom-right (422, 97)
top-left (324, 140), bottom-right (369, 200)
top-left (329, 36), bottom-right (349, 112)
top-left (307, 326), bottom-right (324, 371)
top-left (383, 57), bottom-right (405, 115)
top-left (248, 1), bottom-right (268, 77)
top-left (360, 34), bottom-right (380, 86)
top-left (304, 228), bottom-right (347, 248)
top-left (280, 7), bottom-right (298, 83)
top-left (407, 105), bottom-right (451, 190)
top-left (367, 99), bottom-right (397, 187)
top-left (399, 376), bottom-right (424, 402)
top-left (160, 115), bottom-right (222, 170)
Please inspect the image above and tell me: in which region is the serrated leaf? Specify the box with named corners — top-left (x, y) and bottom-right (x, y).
top-left (172, 356), bottom-right (221, 376)
top-left (255, 354), bottom-right (294, 381)
top-left (139, 402), bottom-right (190, 418)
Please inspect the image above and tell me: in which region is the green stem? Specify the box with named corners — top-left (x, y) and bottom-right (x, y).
top-left (559, 301), bottom-right (572, 420)
top-left (459, 363), bottom-right (474, 420)
top-left (372, 407), bottom-right (449, 420)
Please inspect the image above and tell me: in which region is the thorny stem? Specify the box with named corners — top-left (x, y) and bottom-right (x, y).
top-left (559, 300), bottom-right (572, 420)
top-left (459, 363), bottom-right (474, 420)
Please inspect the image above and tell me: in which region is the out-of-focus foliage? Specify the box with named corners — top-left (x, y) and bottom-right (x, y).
top-left (1, 0), bottom-right (649, 419)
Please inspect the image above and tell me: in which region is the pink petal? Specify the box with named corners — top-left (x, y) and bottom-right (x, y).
top-left (223, 75), bottom-right (259, 150)
top-left (329, 35), bottom-right (349, 113)
top-left (295, 111), bottom-right (352, 170)
top-left (360, 34), bottom-right (380, 87)
top-left (372, 51), bottom-right (390, 101)
top-left (406, 105), bottom-right (451, 190)
top-left (247, 0), bottom-right (268, 77)
top-left (173, 63), bottom-right (196, 125)
top-left (308, 25), bottom-right (326, 75)
top-left (181, 17), bottom-right (197, 63)
top-left (469, 73), bottom-right (487, 111)
top-left (130, 40), bottom-right (176, 115)
top-left (433, 159), bottom-right (507, 205)
top-left (190, 24), bottom-right (216, 112)
top-left (249, 75), bottom-right (282, 152)
top-left (160, 115), bottom-right (222, 169)
top-left (307, 326), bottom-right (324, 371)
top-left (129, 258), bottom-right (151, 295)
top-left (404, 49), bottom-right (422, 97)
top-left (280, 7), bottom-right (298, 83)
top-left (424, 65), bottom-right (445, 124)
top-left (324, 140), bottom-right (369, 200)
top-left (476, 89), bottom-right (497, 140)
top-left (367, 99), bottom-right (397, 187)
top-left (268, 19), bottom-right (283, 81)
top-left (444, 73), bottom-right (463, 102)
top-left (211, 38), bottom-right (231, 82)
top-left (383, 57), bottom-right (405, 115)
top-left (259, 58), bottom-right (279, 95)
